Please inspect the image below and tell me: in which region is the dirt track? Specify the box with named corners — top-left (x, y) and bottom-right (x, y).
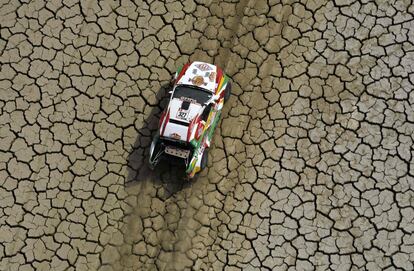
top-left (1, 0), bottom-right (414, 270)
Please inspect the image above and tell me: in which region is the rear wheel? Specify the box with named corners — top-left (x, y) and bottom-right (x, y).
top-left (149, 136), bottom-right (162, 169)
top-left (224, 81), bottom-right (231, 103)
top-left (200, 148), bottom-right (209, 170)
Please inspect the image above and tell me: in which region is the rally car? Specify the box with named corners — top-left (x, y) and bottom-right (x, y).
top-left (149, 61), bottom-right (231, 178)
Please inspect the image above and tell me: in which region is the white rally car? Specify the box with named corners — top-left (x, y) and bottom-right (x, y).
top-left (149, 61), bottom-right (231, 178)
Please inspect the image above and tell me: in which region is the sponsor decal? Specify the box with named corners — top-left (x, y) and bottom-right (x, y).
top-left (180, 96), bottom-right (197, 103)
top-left (191, 75), bottom-right (205, 86)
top-left (209, 72), bottom-right (216, 82)
top-left (170, 133), bottom-right (181, 140)
top-left (195, 63), bottom-right (212, 71)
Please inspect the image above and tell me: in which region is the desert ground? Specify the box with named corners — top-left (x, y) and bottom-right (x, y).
top-left (1, 0), bottom-right (414, 270)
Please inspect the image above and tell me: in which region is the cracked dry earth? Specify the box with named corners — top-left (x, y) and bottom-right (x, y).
top-left (1, 0), bottom-right (414, 270)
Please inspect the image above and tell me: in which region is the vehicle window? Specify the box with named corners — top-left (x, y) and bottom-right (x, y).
top-left (173, 85), bottom-right (212, 105)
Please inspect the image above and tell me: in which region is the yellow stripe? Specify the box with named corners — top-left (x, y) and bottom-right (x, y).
top-left (216, 76), bottom-right (225, 94)
top-left (188, 166), bottom-right (200, 178)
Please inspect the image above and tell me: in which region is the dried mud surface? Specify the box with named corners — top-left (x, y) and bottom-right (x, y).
top-left (1, 0), bottom-right (414, 270)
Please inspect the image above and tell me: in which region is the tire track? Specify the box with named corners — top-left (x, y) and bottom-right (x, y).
top-left (119, 0), bottom-right (294, 270)
top-left (2, 0), bottom-right (412, 270)
top-left (119, 1), bottom-right (253, 269)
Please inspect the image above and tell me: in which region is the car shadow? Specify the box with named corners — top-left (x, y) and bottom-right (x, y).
top-left (125, 82), bottom-right (192, 198)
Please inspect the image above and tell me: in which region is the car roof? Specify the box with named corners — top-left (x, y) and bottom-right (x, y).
top-left (176, 61), bottom-right (222, 93)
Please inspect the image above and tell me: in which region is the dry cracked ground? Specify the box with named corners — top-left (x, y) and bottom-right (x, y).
top-left (1, 0), bottom-right (414, 270)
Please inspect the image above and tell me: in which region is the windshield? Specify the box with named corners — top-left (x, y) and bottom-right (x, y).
top-left (172, 85), bottom-right (212, 105)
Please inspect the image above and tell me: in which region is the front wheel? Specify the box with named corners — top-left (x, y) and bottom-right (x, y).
top-left (224, 81), bottom-right (231, 103)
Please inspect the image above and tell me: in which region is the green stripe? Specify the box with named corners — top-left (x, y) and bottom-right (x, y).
top-left (186, 137), bottom-right (202, 173)
top-left (176, 65), bottom-right (183, 76)
top-left (223, 75), bottom-right (229, 87)
top-left (208, 111), bottom-right (221, 141)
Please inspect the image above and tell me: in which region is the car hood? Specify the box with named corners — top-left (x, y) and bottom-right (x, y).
top-left (169, 98), bottom-right (202, 122)
top-left (160, 98), bottom-right (203, 142)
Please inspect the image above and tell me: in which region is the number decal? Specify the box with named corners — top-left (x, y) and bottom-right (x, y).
top-left (177, 111), bottom-right (188, 119)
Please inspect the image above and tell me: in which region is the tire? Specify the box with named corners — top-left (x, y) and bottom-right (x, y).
top-left (148, 136), bottom-right (161, 169)
top-left (224, 81), bottom-right (231, 103)
top-left (200, 148), bottom-right (209, 170)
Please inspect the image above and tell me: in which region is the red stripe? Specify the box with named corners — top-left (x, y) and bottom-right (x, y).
top-left (159, 110), bottom-right (166, 128)
top-left (215, 67), bottom-right (223, 85)
top-left (161, 109), bottom-right (170, 136)
top-left (187, 114), bottom-right (197, 142)
top-left (176, 62), bottom-right (191, 83)
top-left (219, 89), bottom-right (225, 99)
top-left (187, 117), bottom-right (194, 142)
